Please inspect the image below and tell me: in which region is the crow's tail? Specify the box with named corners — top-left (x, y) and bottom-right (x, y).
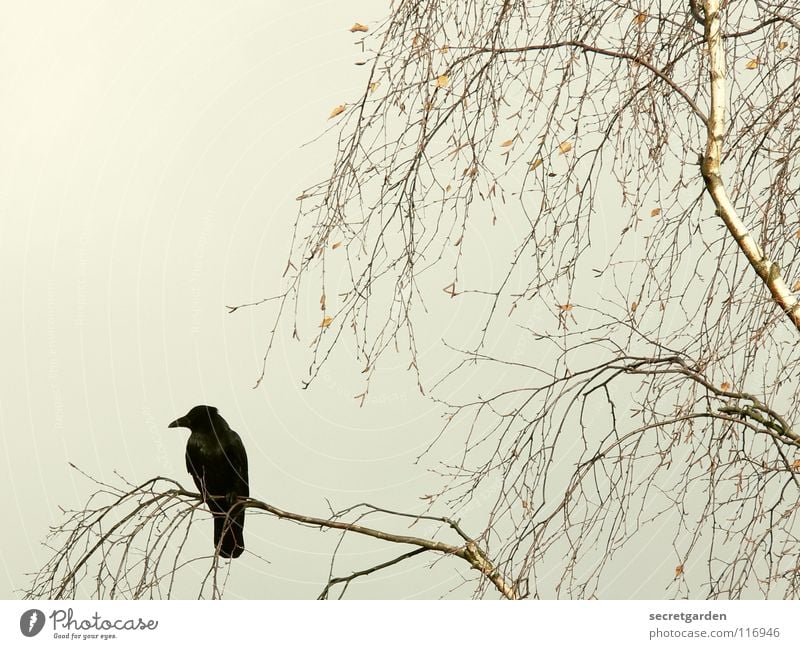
top-left (213, 507), bottom-right (245, 559)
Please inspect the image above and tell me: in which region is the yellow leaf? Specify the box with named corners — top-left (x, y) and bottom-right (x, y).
top-left (650, 207), bottom-right (662, 217)
top-left (320, 316), bottom-right (333, 328)
top-left (721, 381), bottom-right (731, 391)
top-left (329, 104), bottom-right (346, 119)
top-left (349, 23), bottom-right (369, 33)
top-left (436, 74), bottom-right (449, 88)
top-left (633, 12), bottom-right (647, 24)
top-left (745, 58), bottom-right (759, 70)
top-left (778, 41), bottom-right (789, 51)
top-left (791, 459), bottom-right (800, 470)
top-left (500, 138), bottom-right (514, 147)
top-left (440, 43), bottom-right (450, 53)
top-left (558, 141), bottom-right (573, 154)
top-left (369, 81), bottom-right (380, 94)
top-left (529, 158), bottom-right (543, 171)
top-left (331, 241), bottom-right (342, 250)
top-left (675, 564), bottom-right (684, 577)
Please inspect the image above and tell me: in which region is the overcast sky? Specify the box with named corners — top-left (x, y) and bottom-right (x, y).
top-left (0, 0), bottom-right (475, 599)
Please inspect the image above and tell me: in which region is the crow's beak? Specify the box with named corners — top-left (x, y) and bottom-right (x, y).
top-left (168, 416), bottom-right (187, 429)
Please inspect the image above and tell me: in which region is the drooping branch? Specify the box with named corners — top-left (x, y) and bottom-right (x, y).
top-left (454, 40), bottom-right (709, 125)
top-left (24, 468), bottom-right (516, 600)
top-left (244, 494), bottom-right (517, 599)
top-left (318, 547), bottom-right (428, 600)
top-left (425, 348), bottom-right (800, 598)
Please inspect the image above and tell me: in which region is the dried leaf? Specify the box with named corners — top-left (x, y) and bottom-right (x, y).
top-left (631, 301), bottom-right (638, 312)
top-left (320, 294), bottom-right (326, 310)
top-left (721, 381), bottom-right (731, 391)
top-left (500, 138), bottom-right (514, 147)
top-left (558, 303), bottom-right (573, 312)
top-left (778, 41), bottom-right (789, 51)
top-left (436, 74), bottom-right (449, 88)
top-left (675, 564), bottom-right (684, 577)
top-left (650, 207), bottom-right (662, 217)
top-left (633, 12), bottom-right (647, 24)
top-left (791, 459), bottom-right (800, 470)
top-left (795, 228), bottom-right (800, 239)
top-left (329, 104), bottom-right (346, 119)
top-left (320, 316), bottom-right (333, 328)
top-left (793, 280), bottom-right (800, 291)
top-left (529, 158), bottom-right (543, 171)
top-left (349, 23), bottom-right (369, 33)
top-left (331, 241), bottom-right (342, 250)
top-left (445, 183), bottom-right (452, 192)
top-left (440, 43), bottom-right (450, 53)
top-left (369, 81), bottom-right (380, 94)
top-left (558, 141), bottom-right (573, 154)
top-left (745, 57), bottom-right (759, 70)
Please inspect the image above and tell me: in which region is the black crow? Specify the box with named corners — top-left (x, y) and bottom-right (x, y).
top-left (168, 405), bottom-right (249, 559)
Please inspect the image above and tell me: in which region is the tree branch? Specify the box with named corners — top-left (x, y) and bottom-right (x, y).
top-left (700, 0), bottom-right (800, 332)
top-left (24, 469), bottom-right (517, 600)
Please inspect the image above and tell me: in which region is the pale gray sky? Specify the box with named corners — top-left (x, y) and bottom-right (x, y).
top-left (0, 0), bottom-right (474, 599)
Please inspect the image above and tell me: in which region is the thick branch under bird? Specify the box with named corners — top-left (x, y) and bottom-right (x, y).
top-left (168, 405), bottom-right (250, 559)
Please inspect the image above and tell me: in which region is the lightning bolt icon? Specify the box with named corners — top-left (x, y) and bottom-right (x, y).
top-left (28, 612), bottom-right (38, 632)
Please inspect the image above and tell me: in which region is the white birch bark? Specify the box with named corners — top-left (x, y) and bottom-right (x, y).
top-left (701, 0), bottom-right (800, 330)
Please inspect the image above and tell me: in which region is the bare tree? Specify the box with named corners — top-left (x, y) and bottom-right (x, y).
top-left (28, 0), bottom-right (800, 599)
top-left (239, 0), bottom-right (800, 598)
